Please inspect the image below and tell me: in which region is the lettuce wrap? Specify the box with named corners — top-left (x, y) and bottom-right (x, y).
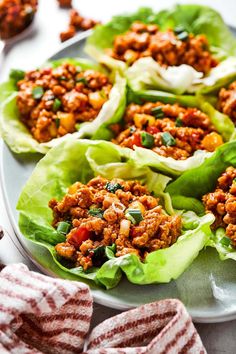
top-left (85, 5), bottom-right (236, 94)
top-left (0, 58), bottom-right (126, 154)
top-left (17, 138), bottom-right (214, 289)
top-left (122, 90), bottom-right (236, 177)
top-left (166, 141), bottom-right (236, 261)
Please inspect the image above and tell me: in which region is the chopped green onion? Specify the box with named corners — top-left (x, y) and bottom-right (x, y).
top-left (88, 208), bottom-right (104, 218)
top-left (175, 117), bottom-right (183, 127)
top-left (161, 132), bottom-right (176, 146)
top-left (105, 182), bottom-right (124, 193)
top-left (220, 236), bottom-right (231, 247)
top-left (92, 245), bottom-right (105, 259)
top-left (174, 26), bottom-right (186, 34)
top-left (151, 106), bottom-right (165, 118)
top-left (130, 126), bottom-right (136, 133)
top-left (75, 123), bottom-right (81, 131)
top-left (59, 76), bottom-right (68, 81)
top-left (32, 86), bottom-right (44, 99)
top-left (141, 132), bottom-right (155, 148)
top-left (126, 209), bottom-right (143, 225)
top-left (57, 221), bottom-right (71, 235)
top-left (55, 118), bottom-right (60, 128)
top-left (99, 88), bottom-right (107, 99)
top-left (177, 31), bottom-right (189, 41)
top-left (92, 244), bottom-right (116, 264)
top-left (9, 69), bottom-right (25, 83)
top-left (76, 77), bottom-right (88, 85)
top-left (105, 244), bottom-right (116, 259)
top-left (53, 98), bottom-right (62, 112)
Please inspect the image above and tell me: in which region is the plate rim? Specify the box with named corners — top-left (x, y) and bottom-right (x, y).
top-left (2, 30), bottom-right (236, 323)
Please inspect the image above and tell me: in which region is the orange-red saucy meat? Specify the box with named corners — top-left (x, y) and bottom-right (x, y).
top-left (57, 0), bottom-right (72, 8)
top-left (0, 0), bottom-right (37, 39)
top-left (112, 102), bottom-right (223, 160)
top-left (203, 167), bottom-right (236, 247)
top-left (60, 9), bottom-right (100, 42)
top-left (49, 176), bottom-right (182, 270)
top-left (108, 22), bottom-right (217, 73)
top-left (16, 62), bottom-right (112, 142)
top-left (218, 81), bottom-right (236, 124)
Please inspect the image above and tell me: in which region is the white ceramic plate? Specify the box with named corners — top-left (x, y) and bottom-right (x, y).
top-left (2, 31), bottom-right (236, 323)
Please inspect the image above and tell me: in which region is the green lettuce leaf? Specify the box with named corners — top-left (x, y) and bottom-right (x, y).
top-left (94, 213), bottom-right (213, 288)
top-left (126, 95), bottom-right (235, 178)
top-left (196, 57), bottom-right (236, 95)
top-left (17, 139), bottom-right (214, 288)
top-left (126, 56), bottom-right (236, 95)
top-left (207, 228), bottom-right (236, 262)
top-left (86, 5), bottom-right (236, 93)
top-left (133, 147), bottom-right (212, 178)
top-left (166, 141), bottom-right (236, 259)
top-left (166, 141), bottom-right (236, 203)
top-left (87, 5), bottom-right (236, 60)
top-left (126, 57), bottom-right (203, 95)
top-left (0, 58), bottom-right (126, 154)
top-left (85, 7), bottom-right (157, 57)
top-left (156, 4), bottom-right (236, 57)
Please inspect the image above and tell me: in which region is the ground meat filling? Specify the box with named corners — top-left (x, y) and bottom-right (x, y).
top-left (0, 0), bottom-right (37, 39)
top-left (218, 81), bottom-right (236, 124)
top-left (203, 167), bottom-right (236, 247)
top-left (60, 9), bottom-right (100, 42)
top-left (49, 176), bottom-right (182, 270)
top-left (16, 63), bottom-right (112, 142)
top-left (57, 0), bottom-right (72, 8)
top-left (108, 22), bottom-right (218, 74)
top-left (112, 102), bottom-right (223, 160)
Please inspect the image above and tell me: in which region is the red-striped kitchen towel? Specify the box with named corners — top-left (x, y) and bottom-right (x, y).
top-left (0, 263), bottom-right (206, 354)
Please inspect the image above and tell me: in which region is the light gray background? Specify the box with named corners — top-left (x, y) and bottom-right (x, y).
top-left (0, 1), bottom-right (236, 352)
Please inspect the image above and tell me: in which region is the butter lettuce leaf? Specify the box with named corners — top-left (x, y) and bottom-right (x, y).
top-left (126, 96), bottom-right (235, 178)
top-left (166, 141), bottom-right (236, 261)
top-left (126, 57), bottom-right (203, 95)
top-left (86, 5), bottom-right (236, 93)
top-left (0, 58), bottom-right (126, 154)
top-left (156, 4), bottom-right (236, 57)
top-left (17, 139), bottom-right (214, 288)
top-left (87, 5), bottom-right (236, 59)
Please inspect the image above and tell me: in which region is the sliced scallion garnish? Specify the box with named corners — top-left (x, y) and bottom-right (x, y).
top-left (161, 132), bottom-right (176, 146)
top-left (88, 208), bottom-right (104, 218)
top-left (126, 209), bottom-right (143, 225)
top-left (105, 182), bottom-right (124, 193)
top-left (57, 221), bottom-right (71, 235)
top-left (32, 86), bottom-right (44, 99)
top-left (53, 98), bottom-right (62, 112)
top-left (220, 236), bottom-right (231, 247)
top-left (55, 118), bottom-right (60, 128)
top-left (175, 117), bottom-right (183, 127)
top-left (151, 106), bottom-right (165, 118)
top-left (76, 77), bottom-right (88, 85)
top-left (174, 26), bottom-right (186, 34)
top-left (141, 132), bottom-right (155, 148)
top-left (177, 31), bottom-right (189, 41)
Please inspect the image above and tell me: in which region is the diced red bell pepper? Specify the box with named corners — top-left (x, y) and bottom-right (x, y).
top-left (147, 126), bottom-right (159, 135)
top-left (68, 227), bottom-right (92, 248)
top-left (131, 132), bottom-right (142, 147)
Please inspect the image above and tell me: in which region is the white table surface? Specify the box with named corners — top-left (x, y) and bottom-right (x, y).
top-left (0, 0), bottom-right (236, 352)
